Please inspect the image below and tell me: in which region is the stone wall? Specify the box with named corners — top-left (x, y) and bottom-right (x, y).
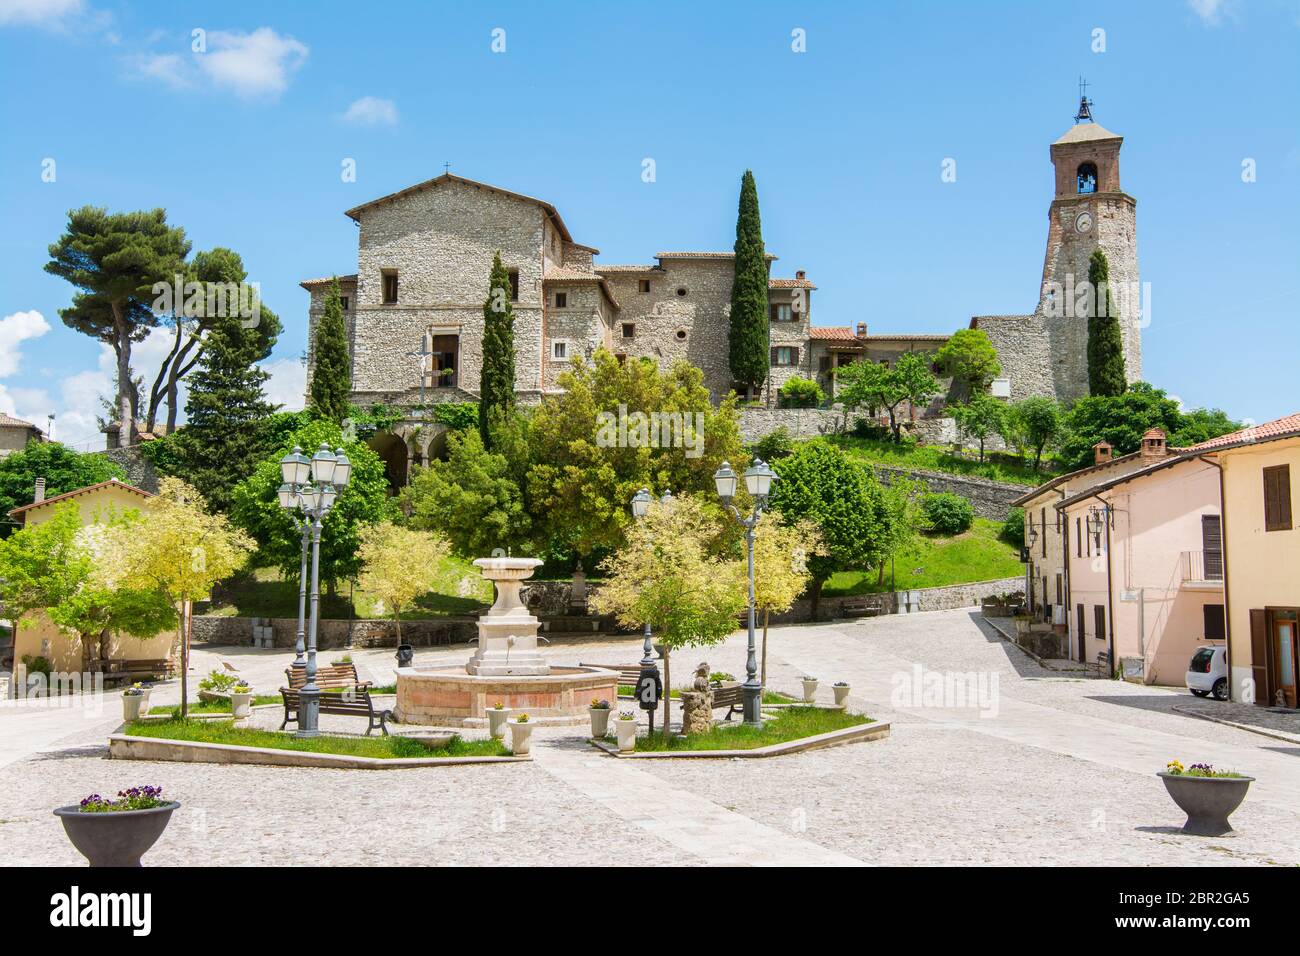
top-left (739, 406), bottom-right (846, 443)
top-left (96, 446), bottom-right (160, 493)
top-left (191, 614), bottom-right (477, 650)
top-left (873, 465), bottom-right (1025, 520)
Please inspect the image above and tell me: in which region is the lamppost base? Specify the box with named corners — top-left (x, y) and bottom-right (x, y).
top-left (295, 693), bottom-right (322, 738)
top-left (742, 682), bottom-right (763, 729)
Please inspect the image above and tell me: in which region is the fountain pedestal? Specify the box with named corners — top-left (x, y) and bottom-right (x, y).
top-left (465, 557), bottom-right (549, 676)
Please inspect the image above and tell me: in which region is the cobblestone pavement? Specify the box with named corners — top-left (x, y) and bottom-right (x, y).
top-left (2, 610), bottom-right (1296, 866)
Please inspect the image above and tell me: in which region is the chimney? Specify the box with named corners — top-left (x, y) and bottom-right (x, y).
top-left (34, 477), bottom-right (45, 503)
top-left (855, 322), bottom-right (868, 338)
top-left (1093, 441), bottom-right (1112, 465)
top-left (1140, 428), bottom-right (1168, 462)
top-left (795, 270), bottom-right (806, 281)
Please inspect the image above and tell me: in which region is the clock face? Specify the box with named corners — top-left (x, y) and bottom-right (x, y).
top-left (1075, 211), bottom-right (1093, 234)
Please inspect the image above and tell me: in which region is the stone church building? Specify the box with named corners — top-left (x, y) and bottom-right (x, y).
top-left (303, 105), bottom-right (1141, 482)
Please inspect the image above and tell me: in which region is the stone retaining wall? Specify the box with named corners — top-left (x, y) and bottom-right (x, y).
top-left (872, 465), bottom-right (1026, 521)
top-left (191, 615), bottom-right (477, 649)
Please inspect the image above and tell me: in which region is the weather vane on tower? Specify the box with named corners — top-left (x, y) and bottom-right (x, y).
top-left (1075, 76), bottom-right (1094, 123)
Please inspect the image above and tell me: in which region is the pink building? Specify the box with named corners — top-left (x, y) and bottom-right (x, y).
top-left (1056, 430), bottom-right (1224, 684)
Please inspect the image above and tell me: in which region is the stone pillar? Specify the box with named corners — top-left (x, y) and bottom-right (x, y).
top-left (679, 690), bottom-right (714, 736)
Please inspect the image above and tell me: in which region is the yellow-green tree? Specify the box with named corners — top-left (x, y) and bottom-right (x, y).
top-left (591, 495), bottom-right (745, 736)
top-left (110, 477), bottom-right (254, 717)
top-left (752, 516), bottom-right (824, 687)
top-left (357, 522), bottom-right (451, 643)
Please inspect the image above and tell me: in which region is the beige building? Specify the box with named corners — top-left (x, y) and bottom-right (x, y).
top-left (0, 413), bottom-right (43, 458)
top-left (1190, 415), bottom-right (1300, 707)
top-left (7, 479), bottom-right (173, 677)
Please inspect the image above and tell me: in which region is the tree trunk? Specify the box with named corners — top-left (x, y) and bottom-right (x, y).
top-left (394, 607), bottom-right (402, 644)
top-left (98, 626), bottom-right (112, 665)
top-left (112, 301), bottom-right (134, 445)
top-left (878, 563), bottom-right (887, 586)
top-left (888, 407), bottom-right (901, 443)
top-left (178, 598), bottom-right (191, 719)
top-left (760, 607), bottom-right (770, 688)
top-left (978, 438), bottom-right (986, 463)
top-left (809, 578), bottom-right (824, 622)
top-left (165, 338), bottom-right (204, 433)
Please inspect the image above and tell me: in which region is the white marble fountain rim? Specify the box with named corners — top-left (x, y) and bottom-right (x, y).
top-left (397, 665), bottom-right (619, 684)
top-left (472, 557), bottom-right (545, 571)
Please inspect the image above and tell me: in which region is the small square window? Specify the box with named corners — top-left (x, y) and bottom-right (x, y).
top-left (381, 271), bottom-right (398, 304)
top-left (555, 291), bottom-right (568, 308)
top-left (340, 296), bottom-right (349, 311)
top-left (552, 341), bottom-right (567, 360)
top-left (638, 279), bottom-right (651, 294)
top-left (621, 323), bottom-right (635, 339)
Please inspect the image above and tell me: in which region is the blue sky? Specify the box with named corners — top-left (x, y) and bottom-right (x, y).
top-left (1, 0), bottom-right (1296, 449)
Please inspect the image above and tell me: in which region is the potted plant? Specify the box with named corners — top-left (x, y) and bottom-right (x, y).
top-left (801, 675), bottom-right (819, 702)
top-left (833, 681), bottom-right (851, 706)
top-left (507, 712), bottom-right (534, 755)
top-left (1158, 760), bottom-right (1254, 836)
top-left (121, 685), bottom-right (146, 722)
top-left (589, 698), bottom-right (611, 738)
top-left (53, 786), bottom-right (179, 867)
top-left (487, 701), bottom-right (511, 740)
top-left (708, 671), bottom-right (736, 687)
top-left (331, 654), bottom-right (352, 666)
top-left (230, 683), bottom-right (253, 718)
top-left (615, 710), bottom-right (638, 752)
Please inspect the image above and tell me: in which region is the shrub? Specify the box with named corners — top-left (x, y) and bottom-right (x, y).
top-left (1001, 506), bottom-right (1026, 550)
top-left (778, 376), bottom-right (826, 409)
top-left (922, 492), bottom-right (974, 535)
top-left (198, 670), bottom-right (239, 693)
top-left (851, 418), bottom-right (891, 441)
top-left (750, 427), bottom-right (794, 462)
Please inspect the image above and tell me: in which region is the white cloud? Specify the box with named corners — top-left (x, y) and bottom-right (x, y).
top-left (0, 309), bottom-right (51, 377)
top-left (0, 0), bottom-right (83, 27)
top-left (261, 357), bottom-right (306, 411)
top-left (196, 27), bottom-right (308, 99)
top-left (341, 96), bottom-right (399, 126)
top-left (124, 51), bottom-right (191, 89)
top-left (1187, 0), bottom-right (1237, 25)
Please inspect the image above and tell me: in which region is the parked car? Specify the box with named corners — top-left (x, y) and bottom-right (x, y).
top-left (1186, 646), bottom-right (1228, 701)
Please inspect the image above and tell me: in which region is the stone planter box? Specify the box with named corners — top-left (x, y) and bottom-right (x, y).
top-left (1158, 772), bottom-right (1255, 836)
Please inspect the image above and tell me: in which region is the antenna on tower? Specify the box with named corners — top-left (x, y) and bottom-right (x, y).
top-left (1075, 76), bottom-right (1094, 123)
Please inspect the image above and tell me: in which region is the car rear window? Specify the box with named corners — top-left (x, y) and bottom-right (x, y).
top-left (1191, 648), bottom-right (1216, 672)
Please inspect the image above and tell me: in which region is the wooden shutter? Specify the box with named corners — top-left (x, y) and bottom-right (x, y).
top-left (1250, 608), bottom-right (1271, 705)
top-left (1076, 517), bottom-right (1082, 557)
top-left (1201, 514), bottom-right (1223, 578)
top-left (1041, 508), bottom-right (1047, 555)
top-left (1094, 605), bottom-right (1106, 644)
top-left (1056, 574), bottom-right (1062, 604)
top-left (1203, 604), bottom-right (1226, 642)
top-left (1264, 465), bottom-right (1293, 532)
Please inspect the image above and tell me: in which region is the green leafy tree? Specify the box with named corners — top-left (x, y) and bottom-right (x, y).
top-left (229, 417), bottom-right (394, 590)
top-left (357, 522), bottom-right (451, 642)
top-left (0, 443), bottom-right (125, 532)
top-left (1086, 249), bottom-right (1127, 397)
top-left (836, 352), bottom-right (941, 443)
top-left (950, 392), bottom-right (1006, 462)
top-left (45, 207), bottom-right (190, 444)
top-left (768, 440), bottom-right (888, 619)
top-left (591, 495), bottom-right (745, 737)
top-left (875, 477), bottom-right (925, 586)
top-left (728, 170), bottom-right (769, 401)
top-left (308, 277), bottom-right (351, 424)
top-left (922, 492), bottom-right (974, 535)
top-left (170, 263), bottom-right (283, 512)
top-left (934, 327), bottom-right (1001, 396)
top-left (403, 428), bottom-right (531, 558)
top-left (1001, 506), bottom-right (1026, 550)
top-left (1001, 396), bottom-right (1063, 471)
top-left (479, 253), bottom-right (517, 448)
top-left (0, 505), bottom-right (88, 650)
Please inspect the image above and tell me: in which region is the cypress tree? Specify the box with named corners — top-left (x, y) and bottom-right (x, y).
top-left (1086, 249), bottom-right (1127, 397)
top-left (728, 170), bottom-right (769, 401)
top-left (309, 277), bottom-right (351, 424)
top-left (479, 252), bottom-right (516, 448)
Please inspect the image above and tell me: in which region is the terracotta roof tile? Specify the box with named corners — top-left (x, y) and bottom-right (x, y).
top-left (1185, 412), bottom-right (1300, 451)
top-left (655, 251), bottom-right (778, 261)
top-left (7, 478), bottom-right (153, 519)
top-left (0, 414), bottom-right (39, 429)
top-left (808, 326), bottom-right (858, 341)
top-left (299, 274), bottom-right (357, 289)
top-left (769, 278), bottom-right (817, 290)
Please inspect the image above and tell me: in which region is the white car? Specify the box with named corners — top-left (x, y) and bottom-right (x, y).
top-left (1186, 646), bottom-right (1228, 701)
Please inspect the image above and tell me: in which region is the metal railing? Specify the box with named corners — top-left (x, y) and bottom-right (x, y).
top-left (1181, 550), bottom-right (1224, 583)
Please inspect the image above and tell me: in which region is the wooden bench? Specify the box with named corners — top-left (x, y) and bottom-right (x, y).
top-left (710, 683), bottom-right (744, 721)
top-left (579, 663), bottom-right (645, 688)
top-left (840, 598), bottom-right (884, 618)
top-left (101, 658), bottom-right (176, 684)
top-left (280, 663), bottom-right (391, 736)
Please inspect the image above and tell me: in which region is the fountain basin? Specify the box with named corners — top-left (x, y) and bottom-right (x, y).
top-left (394, 665), bottom-right (619, 727)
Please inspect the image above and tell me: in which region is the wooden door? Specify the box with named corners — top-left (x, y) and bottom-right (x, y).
top-left (1274, 613), bottom-right (1298, 708)
top-left (1250, 609), bottom-right (1272, 706)
top-left (1076, 604), bottom-right (1086, 662)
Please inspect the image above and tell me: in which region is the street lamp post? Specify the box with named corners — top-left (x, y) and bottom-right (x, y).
top-left (630, 487), bottom-right (672, 735)
top-left (277, 443), bottom-right (352, 737)
top-left (712, 458), bottom-right (777, 728)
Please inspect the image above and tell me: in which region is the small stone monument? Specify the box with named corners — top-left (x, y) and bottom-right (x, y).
top-left (679, 662), bottom-right (714, 736)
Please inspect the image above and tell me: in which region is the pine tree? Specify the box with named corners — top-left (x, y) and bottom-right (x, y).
top-left (479, 252), bottom-right (516, 448)
top-left (174, 300), bottom-right (282, 512)
top-left (728, 170), bottom-right (769, 401)
top-left (1086, 249), bottom-right (1127, 397)
top-left (309, 277), bottom-right (351, 424)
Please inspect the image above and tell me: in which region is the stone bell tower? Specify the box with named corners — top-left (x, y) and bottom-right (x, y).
top-left (1036, 90), bottom-right (1142, 402)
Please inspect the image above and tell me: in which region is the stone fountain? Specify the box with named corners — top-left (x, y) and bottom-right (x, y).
top-left (393, 557), bottom-right (618, 727)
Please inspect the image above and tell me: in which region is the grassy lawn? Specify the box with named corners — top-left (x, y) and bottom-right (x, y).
top-left (124, 717), bottom-right (511, 759)
top-left (829, 435), bottom-right (1059, 487)
top-left (823, 517), bottom-right (1021, 596)
top-left (618, 705), bottom-right (869, 752)
top-left (197, 559), bottom-right (492, 620)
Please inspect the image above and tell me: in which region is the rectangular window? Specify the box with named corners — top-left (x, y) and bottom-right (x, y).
top-left (771, 346), bottom-right (798, 367)
top-left (621, 323), bottom-right (635, 339)
top-left (552, 341), bottom-right (567, 360)
top-left (770, 304), bottom-right (793, 322)
top-left (506, 269), bottom-right (520, 302)
top-left (554, 291), bottom-right (568, 309)
top-left (1203, 604), bottom-right (1226, 642)
top-left (1094, 605), bottom-right (1106, 642)
top-left (1055, 574), bottom-right (1062, 604)
top-left (340, 296), bottom-right (349, 311)
top-left (818, 356), bottom-right (832, 373)
top-left (638, 279), bottom-right (651, 294)
top-left (1264, 464), bottom-right (1293, 532)
top-left (381, 271), bottom-right (398, 304)
top-left (1041, 508), bottom-right (1047, 556)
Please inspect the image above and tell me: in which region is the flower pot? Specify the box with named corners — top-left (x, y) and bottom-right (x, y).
top-left (121, 694), bottom-right (145, 723)
top-left (589, 708), bottom-right (610, 738)
top-left (230, 692), bottom-right (252, 719)
top-left (615, 718), bottom-right (637, 752)
top-left (53, 802), bottom-right (180, 867)
top-left (833, 684), bottom-right (850, 706)
top-left (1158, 772), bottom-right (1255, 836)
top-left (487, 708), bottom-right (511, 740)
top-left (801, 679), bottom-right (819, 703)
top-left (508, 720), bottom-right (534, 755)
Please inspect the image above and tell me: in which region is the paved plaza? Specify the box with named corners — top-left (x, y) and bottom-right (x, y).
top-left (3, 608), bottom-right (1297, 866)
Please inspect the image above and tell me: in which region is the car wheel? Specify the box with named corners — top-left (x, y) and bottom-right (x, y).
top-left (1190, 689), bottom-right (1209, 697)
top-left (1212, 679), bottom-right (1228, 701)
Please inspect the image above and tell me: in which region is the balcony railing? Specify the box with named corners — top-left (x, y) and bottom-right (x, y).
top-left (1181, 550), bottom-right (1224, 584)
